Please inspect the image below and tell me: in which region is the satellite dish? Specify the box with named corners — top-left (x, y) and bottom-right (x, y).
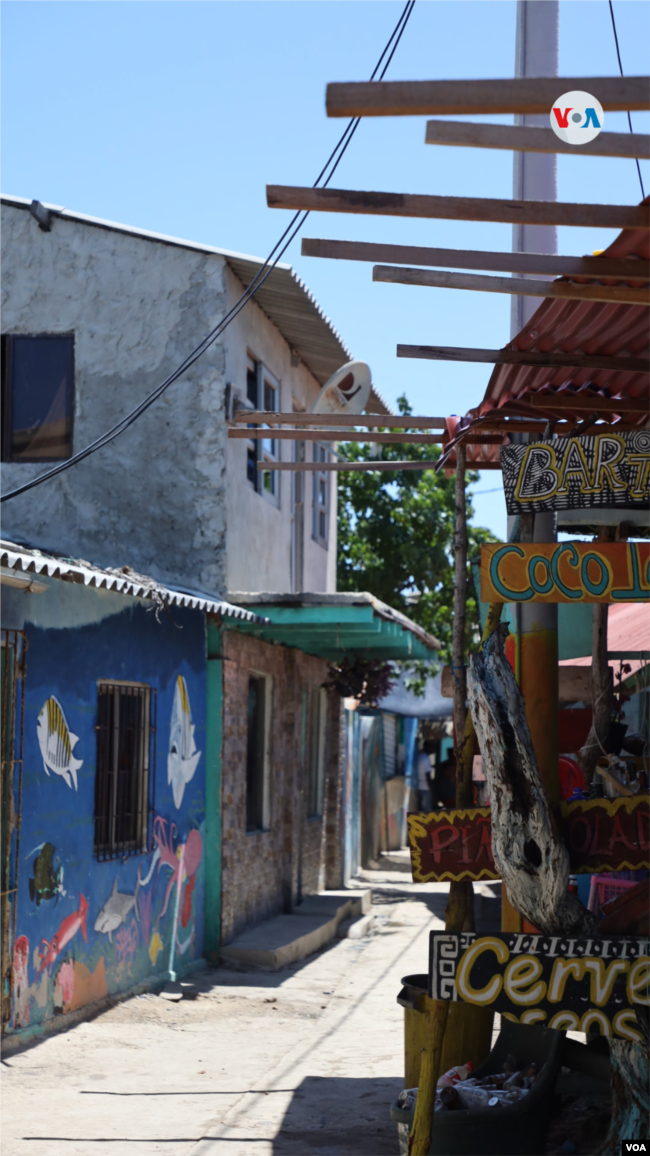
top-left (310, 360), bottom-right (372, 415)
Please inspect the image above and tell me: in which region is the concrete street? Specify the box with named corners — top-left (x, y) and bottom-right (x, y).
top-left (1, 856), bottom-right (501, 1156)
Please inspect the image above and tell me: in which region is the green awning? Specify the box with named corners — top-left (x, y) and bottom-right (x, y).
top-left (224, 592), bottom-right (439, 662)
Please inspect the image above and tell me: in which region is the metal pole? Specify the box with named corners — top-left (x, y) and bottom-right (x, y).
top-left (504, 1), bottom-right (560, 933)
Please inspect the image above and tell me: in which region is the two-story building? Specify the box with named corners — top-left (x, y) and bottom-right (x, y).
top-left (1, 196), bottom-right (438, 1044)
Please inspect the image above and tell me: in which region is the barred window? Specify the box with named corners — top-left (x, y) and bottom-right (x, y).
top-left (94, 682), bottom-right (156, 860)
top-left (312, 443), bottom-right (330, 547)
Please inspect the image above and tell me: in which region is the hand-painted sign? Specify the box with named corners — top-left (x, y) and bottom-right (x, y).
top-left (408, 796), bottom-right (650, 882)
top-left (501, 431), bottom-right (650, 515)
top-left (408, 808), bottom-right (496, 883)
top-left (481, 541), bottom-right (650, 603)
top-left (429, 931), bottom-right (648, 1042)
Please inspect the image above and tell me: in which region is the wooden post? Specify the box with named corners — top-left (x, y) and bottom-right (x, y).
top-left (581, 600), bottom-right (611, 783)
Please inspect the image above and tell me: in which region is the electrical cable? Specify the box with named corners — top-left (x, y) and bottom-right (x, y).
top-left (2, 0), bottom-right (416, 504)
top-left (608, 0), bottom-right (646, 199)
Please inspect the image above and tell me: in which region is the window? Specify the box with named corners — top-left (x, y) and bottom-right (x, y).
top-left (94, 682), bottom-right (156, 860)
top-left (312, 443), bottom-right (330, 547)
top-left (1, 334), bottom-right (74, 462)
top-left (308, 687), bottom-right (327, 818)
top-left (244, 355), bottom-right (280, 502)
top-left (246, 673), bottom-right (271, 832)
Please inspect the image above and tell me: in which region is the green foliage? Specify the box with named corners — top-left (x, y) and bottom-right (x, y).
top-left (336, 395), bottom-right (498, 664)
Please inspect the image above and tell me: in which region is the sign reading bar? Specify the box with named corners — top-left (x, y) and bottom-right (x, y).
top-left (429, 931), bottom-right (648, 1042)
top-left (501, 432), bottom-right (650, 515)
top-left (481, 541), bottom-right (650, 603)
top-left (407, 796), bottom-right (650, 882)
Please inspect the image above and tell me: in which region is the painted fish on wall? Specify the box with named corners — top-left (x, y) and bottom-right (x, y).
top-left (94, 877), bottom-right (140, 943)
top-left (167, 676), bottom-right (201, 809)
top-left (28, 842), bottom-right (65, 906)
top-left (38, 894), bottom-right (88, 972)
top-left (37, 696), bottom-right (83, 790)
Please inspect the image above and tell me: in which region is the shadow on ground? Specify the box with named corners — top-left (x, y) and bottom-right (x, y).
top-left (272, 1075), bottom-right (402, 1155)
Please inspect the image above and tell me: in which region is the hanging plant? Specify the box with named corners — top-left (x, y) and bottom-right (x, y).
top-left (324, 656), bottom-right (395, 707)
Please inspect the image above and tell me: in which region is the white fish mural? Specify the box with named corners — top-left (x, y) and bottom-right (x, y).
top-left (167, 676), bottom-right (201, 809)
top-left (94, 877), bottom-right (140, 943)
top-left (37, 696), bottom-right (83, 791)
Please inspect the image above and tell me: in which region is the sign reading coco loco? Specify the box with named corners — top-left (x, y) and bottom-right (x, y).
top-left (408, 797), bottom-right (650, 882)
top-left (481, 541), bottom-right (650, 603)
top-left (429, 931), bottom-right (648, 1042)
top-left (501, 431), bottom-right (650, 515)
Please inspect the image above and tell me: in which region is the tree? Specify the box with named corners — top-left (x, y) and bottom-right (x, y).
top-left (336, 396), bottom-right (496, 662)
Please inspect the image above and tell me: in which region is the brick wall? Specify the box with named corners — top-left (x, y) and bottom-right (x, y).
top-left (220, 630), bottom-right (342, 946)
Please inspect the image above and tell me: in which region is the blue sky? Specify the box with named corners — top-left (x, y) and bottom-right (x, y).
top-left (2, 0), bottom-right (649, 539)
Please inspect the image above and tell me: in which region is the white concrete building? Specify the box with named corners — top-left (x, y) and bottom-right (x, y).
top-left (1, 196), bottom-right (389, 597)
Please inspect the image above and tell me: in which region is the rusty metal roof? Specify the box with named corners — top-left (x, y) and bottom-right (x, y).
top-left (478, 207), bottom-right (650, 423)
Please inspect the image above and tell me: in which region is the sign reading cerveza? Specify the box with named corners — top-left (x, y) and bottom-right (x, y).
top-left (429, 931), bottom-right (648, 1042)
top-left (501, 431), bottom-right (650, 515)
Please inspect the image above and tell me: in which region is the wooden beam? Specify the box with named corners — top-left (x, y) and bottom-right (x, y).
top-left (268, 186), bottom-right (649, 231)
top-left (396, 345), bottom-right (650, 373)
top-left (424, 119), bottom-right (650, 160)
top-left (325, 77), bottom-right (650, 118)
top-left (231, 411), bottom-right (448, 428)
top-left (259, 460), bottom-right (503, 472)
top-left (229, 429), bottom-right (446, 444)
top-left (373, 265), bottom-right (650, 306)
top-left (476, 419), bottom-right (641, 434)
top-left (529, 395), bottom-right (649, 414)
top-left (301, 237), bottom-right (650, 280)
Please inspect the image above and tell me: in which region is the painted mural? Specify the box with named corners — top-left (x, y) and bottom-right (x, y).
top-left (3, 591), bottom-right (207, 1041)
top-left (167, 675), bottom-right (201, 808)
top-left (37, 695), bottom-right (83, 790)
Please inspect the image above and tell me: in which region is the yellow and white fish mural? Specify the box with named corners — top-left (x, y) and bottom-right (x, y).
top-left (37, 696), bottom-right (83, 791)
top-left (167, 676), bottom-right (201, 809)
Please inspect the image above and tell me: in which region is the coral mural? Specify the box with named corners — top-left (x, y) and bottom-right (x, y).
top-left (115, 919), bottom-right (139, 971)
top-left (37, 696), bottom-right (83, 790)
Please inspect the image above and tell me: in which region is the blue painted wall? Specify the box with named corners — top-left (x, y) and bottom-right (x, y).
top-left (3, 578), bottom-right (207, 1038)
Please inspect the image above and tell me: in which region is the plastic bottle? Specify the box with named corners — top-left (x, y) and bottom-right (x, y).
top-left (437, 1061), bottom-right (474, 1088)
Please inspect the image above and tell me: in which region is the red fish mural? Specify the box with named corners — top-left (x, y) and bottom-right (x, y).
top-left (38, 894), bottom-right (88, 972)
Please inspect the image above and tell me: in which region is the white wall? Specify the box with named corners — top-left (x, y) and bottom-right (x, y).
top-left (223, 265), bottom-right (335, 595)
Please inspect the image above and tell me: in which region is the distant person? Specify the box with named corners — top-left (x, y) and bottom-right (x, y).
top-left (435, 755), bottom-right (457, 809)
top-left (415, 749), bottom-right (433, 811)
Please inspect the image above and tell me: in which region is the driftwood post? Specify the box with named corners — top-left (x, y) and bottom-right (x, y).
top-left (469, 624), bottom-right (649, 1149)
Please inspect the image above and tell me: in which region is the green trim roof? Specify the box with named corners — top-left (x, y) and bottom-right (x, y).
top-left (223, 592), bottom-right (440, 662)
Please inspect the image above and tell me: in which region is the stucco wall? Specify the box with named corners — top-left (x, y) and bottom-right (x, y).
top-left (220, 629), bottom-right (339, 945)
top-left (2, 577), bottom-right (207, 1040)
top-left (1, 204), bottom-right (228, 594)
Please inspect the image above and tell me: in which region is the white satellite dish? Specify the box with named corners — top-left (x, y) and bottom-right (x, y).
top-left (310, 360), bottom-right (372, 415)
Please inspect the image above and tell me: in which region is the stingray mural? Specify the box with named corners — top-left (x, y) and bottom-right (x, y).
top-left (37, 696), bottom-right (83, 791)
top-left (167, 675), bottom-right (201, 809)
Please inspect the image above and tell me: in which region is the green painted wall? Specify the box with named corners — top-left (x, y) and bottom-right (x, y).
top-left (205, 621), bottom-right (223, 961)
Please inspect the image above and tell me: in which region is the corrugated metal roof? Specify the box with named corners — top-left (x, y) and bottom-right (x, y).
top-left (559, 603), bottom-right (649, 679)
top-left (228, 590), bottom-right (440, 651)
top-left (1, 194), bottom-right (391, 413)
top-left (478, 206), bottom-right (650, 422)
top-left (0, 540), bottom-right (265, 623)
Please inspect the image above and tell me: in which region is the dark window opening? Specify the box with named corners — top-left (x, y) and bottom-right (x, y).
top-left (308, 686), bottom-right (326, 817)
top-left (94, 683), bottom-right (156, 860)
top-left (1, 334), bottom-right (74, 462)
top-left (246, 674), bottom-right (267, 832)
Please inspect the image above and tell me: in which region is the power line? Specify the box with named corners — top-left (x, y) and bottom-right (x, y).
top-left (608, 0), bottom-right (646, 199)
top-left (2, 0), bottom-right (416, 505)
